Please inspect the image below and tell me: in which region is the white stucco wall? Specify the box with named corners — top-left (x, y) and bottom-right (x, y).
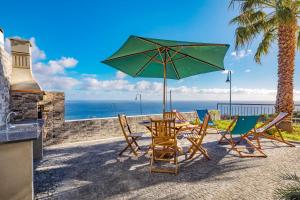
top-left (0, 30), bottom-right (12, 125)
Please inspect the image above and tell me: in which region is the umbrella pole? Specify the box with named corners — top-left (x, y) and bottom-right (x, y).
top-left (163, 51), bottom-right (167, 115)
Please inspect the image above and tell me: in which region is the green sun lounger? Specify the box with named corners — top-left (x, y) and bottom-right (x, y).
top-left (219, 115), bottom-right (267, 158)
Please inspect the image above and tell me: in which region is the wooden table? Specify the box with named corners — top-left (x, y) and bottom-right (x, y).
top-left (139, 119), bottom-right (192, 133)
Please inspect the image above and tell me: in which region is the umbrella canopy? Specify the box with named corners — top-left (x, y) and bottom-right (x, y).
top-left (102, 35), bottom-right (229, 112)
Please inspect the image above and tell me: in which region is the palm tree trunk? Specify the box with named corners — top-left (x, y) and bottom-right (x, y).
top-left (275, 23), bottom-right (297, 132)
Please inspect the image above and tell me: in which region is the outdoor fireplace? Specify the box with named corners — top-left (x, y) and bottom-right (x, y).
top-left (9, 38), bottom-right (44, 120)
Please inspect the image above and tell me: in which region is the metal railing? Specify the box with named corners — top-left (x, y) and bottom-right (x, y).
top-left (217, 103), bottom-right (300, 117)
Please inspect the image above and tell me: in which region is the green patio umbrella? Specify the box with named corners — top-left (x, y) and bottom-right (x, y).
top-left (102, 35), bottom-right (229, 113)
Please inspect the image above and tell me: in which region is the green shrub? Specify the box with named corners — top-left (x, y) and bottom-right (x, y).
top-left (214, 120), bottom-right (300, 142)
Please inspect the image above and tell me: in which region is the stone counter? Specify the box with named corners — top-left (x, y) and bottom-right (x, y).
top-left (0, 119), bottom-right (43, 144)
top-left (0, 120), bottom-right (44, 200)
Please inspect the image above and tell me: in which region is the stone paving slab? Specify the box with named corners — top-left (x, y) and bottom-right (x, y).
top-left (34, 132), bottom-right (300, 200)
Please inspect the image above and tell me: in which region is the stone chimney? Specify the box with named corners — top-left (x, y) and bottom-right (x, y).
top-left (10, 38), bottom-right (42, 92)
top-left (0, 28), bottom-right (11, 125)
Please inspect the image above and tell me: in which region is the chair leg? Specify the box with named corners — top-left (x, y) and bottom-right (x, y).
top-left (119, 145), bottom-right (130, 156)
top-left (254, 134), bottom-right (262, 149)
top-left (229, 135), bottom-right (267, 158)
top-left (275, 127), bottom-right (295, 147)
top-left (261, 132), bottom-right (295, 147)
top-left (132, 136), bottom-right (141, 150)
top-left (243, 137), bottom-right (267, 157)
top-left (174, 146), bottom-right (178, 175)
top-left (187, 138), bottom-right (210, 160)
top-left (218, 132), bottom-right (231, 144)
top-left (150, 146), bottom-right (179, 175)
top-left (150, 147), bottom-right (154, 173)
top-left (120, 139), bottom-right (139, 156)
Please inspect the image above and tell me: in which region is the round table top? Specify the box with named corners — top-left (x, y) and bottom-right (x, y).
top-left (139, 119), bottom-right (192, 128)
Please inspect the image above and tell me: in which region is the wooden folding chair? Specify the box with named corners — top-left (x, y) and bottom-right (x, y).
top-left (255, 112), bottom-right (295, 147)
top-left (219, 115), bottom-right (267, 158)
top-left (183, 114), bottom-right (210, 160)
top-left (150, 118), bottom-right (179, 174)
top-left (171, 109), bottom-right (187, 121)
top-left (196, 109), bottom-right (221, 135)
top-left (118, 114), bottom-right (144, 156)
top-left (163, 111), bottom-right (176, 120)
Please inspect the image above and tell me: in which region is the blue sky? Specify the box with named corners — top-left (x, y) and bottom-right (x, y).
top-left (1, 0), bottom-right (300, 101)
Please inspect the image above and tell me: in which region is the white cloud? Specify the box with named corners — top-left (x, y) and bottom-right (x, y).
top-left (245, 69), bottom-right (251, 73)
top-left (3, 36), bottom-right (79, 91)
top-left (82, 78), bottom-right (135, 91)
top-left (116, 71), bottom-right (127, 79)
top-left (29, 37), bottom-right (46, 61)
top-left (37, 76), bottom-right (79, 91)
top-left (170, 87), bottom-right (279, 96)
top-left (81, 74), bottom-right (97, 78)
top-left (80, 78), bottom-right (163, 93)
top-left (231, 49), bottom-right (252, 59)
top-left (221, 70), bottom-right (234, 74)
top-left (33, 57), bottom-right (78, 75)
top-left (135, 80), bottom-right (162, 92)
top-left (4, 38), bottom-right (11, 53)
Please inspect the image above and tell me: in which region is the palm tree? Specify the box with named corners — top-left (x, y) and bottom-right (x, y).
top-left (229, 0), bottom-right (300, 132)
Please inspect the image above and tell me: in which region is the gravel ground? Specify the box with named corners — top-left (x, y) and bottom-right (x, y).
top-left (34, 131), bottom-right (300, 200)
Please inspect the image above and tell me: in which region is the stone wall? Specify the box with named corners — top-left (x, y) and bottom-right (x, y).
top-left (0, 43), bottom-right (11, 125)
top-left (46, 111), bottom-right (220, 145)
top-left (41, 92), bottom-right (65, 143)
top-left (10, 91), bottom-right (43, 120)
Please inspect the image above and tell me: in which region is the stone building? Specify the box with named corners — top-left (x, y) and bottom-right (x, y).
top-left (0, 28), bottom-right (65, 141)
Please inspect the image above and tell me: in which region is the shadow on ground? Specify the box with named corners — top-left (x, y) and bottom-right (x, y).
top-left (34, 134), bottom-right (283, 200)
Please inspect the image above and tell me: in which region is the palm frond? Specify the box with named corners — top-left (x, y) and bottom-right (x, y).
top-left (230, 0), bottom-right (275, 11)
top-left (274, 173), bottom-right (300, 200)
top-left (229, 0), bottom-right (276, 11)
top-left (228, 0), bottom-right (243, 9)
top-left (234, 20), bottom-right (269, 49)
top-left (274, 183), bottom-right (300, 200)
top-left (280, 172), bottom-right (300, 182)
top-left (230, 10), bottom-right (266, 26)
top-left (254, 28), bottom-right (276, 63)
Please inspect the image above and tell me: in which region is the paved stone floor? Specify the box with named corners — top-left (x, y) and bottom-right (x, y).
top-left (34, 132), bottom-right (300, 200)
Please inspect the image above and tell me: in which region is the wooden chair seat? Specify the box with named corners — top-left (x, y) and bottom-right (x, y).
top-left (153, 138), bottom-right (175, 146)
top-left (183, 133), bottom-right (202, 139)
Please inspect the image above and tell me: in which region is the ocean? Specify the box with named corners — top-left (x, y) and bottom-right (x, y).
top-left (65, 100), bottom-right (219, 120)
top-left (65, 100), bottom-right (279, 120)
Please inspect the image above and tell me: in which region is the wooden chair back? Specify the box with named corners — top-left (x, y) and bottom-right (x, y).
top-left (118, 114), bottom-right (132, 137)
top-left (256, 112), bottom-right (288, 133)
top-left (195, 114), bottom-right (210, 137)
top-left (163, 111), bottom-right (176, 120)
top-left (150, 118), bottom-right (176, 140)
top-left (150, 118), bottom-right (179, 174)
top-left (174, 110), bottom-right (187, 121)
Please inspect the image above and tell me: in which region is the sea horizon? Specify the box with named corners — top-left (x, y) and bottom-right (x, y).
top-left (64, 99), bottom-right (282, 120)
